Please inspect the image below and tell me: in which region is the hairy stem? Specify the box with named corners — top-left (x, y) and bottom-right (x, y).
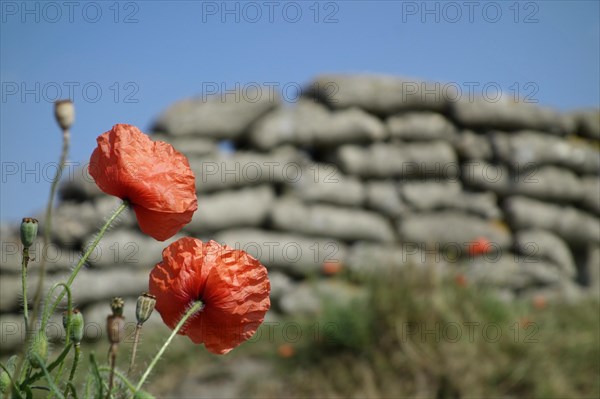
top-left (106, 345), bottom-right (117, 399)
top-left (48, 201), bottom-right (128, 318)
top-left (41, 283), bottom-right (72, 332)
top-left (32, 353), bottom-right (65, 399)
top-left (0, 363), bottom-right (23, 399)
top-left (132, 301), bottom-right (204, 397)
top-left (89, 353), bottom-right (104, 399)
top-left (63, 344), bottom-right (80, 398)
top-left (15, 282), bottom-right (71, 393)
top-left (30, 128), bottom-right (70, 333)
top-left (127, 324), bottom-right (142, 376)
top-left (22, 344), bottom-right (72, 387)
top-left (21, 248), bottom-right (31, 332)
top-left (65, 382), bottom-right (78, 399)
top-left (98, 367), bottom-right (136, 393)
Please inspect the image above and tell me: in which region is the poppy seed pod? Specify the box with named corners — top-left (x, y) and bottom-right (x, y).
top-left (110, 297), bottom-right (125, 317)
top-left (27, 331), bottom-right (48, 368)
top-left (63, 309), bottom-right (85, 345)
top-left (54, 100), bottom-right (75, 130)
top-left (136, 293), bottom-right (156, 326)
top-left (107, 314), bottom-right (125, 345)
top-left (20, 217), bottom-right (38, 249)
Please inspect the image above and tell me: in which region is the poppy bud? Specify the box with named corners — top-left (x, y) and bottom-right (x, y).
top-left (136, 293), bottom-right (156, 326)
top-left (27, 331), bottom-right (48, 368)
top-left (0, 355), bottom-right (17, 394)
top-left (107, 314), bottom-right (125, 345)
top-left (63, 309), bottom-right (85, 345)
top-left (110, 297), bottom-right (125, 317)
top-left (54, 100), bottom-right (75, 130)
top-left (20, 217), bottom-right (38, 249)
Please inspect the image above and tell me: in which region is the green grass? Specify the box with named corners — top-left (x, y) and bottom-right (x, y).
top-left (10, 266), bottom-right (596, 398)
top-left (246, 267), bottom-right (600, 398)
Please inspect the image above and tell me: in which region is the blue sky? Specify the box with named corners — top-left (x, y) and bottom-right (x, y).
top-left (1, 0), bottom-right (599, 222)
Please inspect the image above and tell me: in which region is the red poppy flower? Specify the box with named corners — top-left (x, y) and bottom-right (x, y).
top-left (532, 294), bottom-right (547, 310)
top-left (277, 344), bottom-right (295, 358)
top-left (322, 261), bottom-right (343, 276)
top-left (89, 124), bottom-right (197, 241)
top-left (519, 317), bottom-right (534, 329)
top-left (467, 237), bottom-right (492, 257)
top-left (149, 237), bottom-right (271, 354)
top-left (454, 273), bottom-right (468, 288)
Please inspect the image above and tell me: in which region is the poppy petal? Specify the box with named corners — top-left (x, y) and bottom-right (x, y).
top-left (149, 238), bottom-right (270, 354)
top-left (89, 124), bottom-right (197, 241)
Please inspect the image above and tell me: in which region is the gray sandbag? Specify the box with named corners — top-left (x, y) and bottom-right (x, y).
top-left (450, 97), bottom-right (568, 134)
top-left (492, 130), bottom-right (600, 174)
top-left (454, 130), bottom-right (493, 160)
top-left (364, 180), bottom-right (409, 218)
top-left (386, 111), bottom-right (458, 141)
top-left (271, 198), bottom-right (396, 243)
top-left (398, 211), bottom-right (512, 251)
top-left (504, 196), bottom-right (600, 245)
top-left (249, 100), bottom-right (387, 150)
top-left (514, 229), bottom-right (577, 278)
top-left (337, 141), bottom-right (458, 178)
top-left (186, 185), bottom-right (275, 234)
top-left (400, 180), bottom-right (502, 219)
top-left (284, 163), bottom-right (365, 207)
top-left (152, 88), bottom-right (279, 139)
top-left (214, 228), bottom-right (348, 275)
top-left (305, 74), bottom-right (456, 115)
top-left (572, 109), bottom-right (600, 140)
top-left (188, 146), bottom-right (307, 192)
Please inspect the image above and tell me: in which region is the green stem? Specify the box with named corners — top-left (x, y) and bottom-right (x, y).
top-left (47, 201), bottom-right (128, 318)
top-left (16, 362), bottom-right (30, 387)
top-left (63, 345), bottom-right (79, 398)
top-left (41, 283), bottom-right (72, 332)
top-left (89, 353), bottom-right (104, 399)
top-left (22, 344), bottom-right (72, 387)
top-left (48, 286), bottom-right (74, 399)
top-left (31, 128), bottom-right (70, 333)
top-left (98, 367), bottom-right (136, 393)
top-left (31, 354), bottom-right (65, 399)
top-left (14, 260), bottom-right (59, 396)
top-left (51, 348), bottom-right (68, 396)
top-left (83, 374), bottom-right (92, 399)
top-left (65, 382), bottom-right (79, 399)
top-left (0, 363), bottom-right (23, 399)
top-left (30, 385), bottom-right (50, 391)
top-left (127, 324), bottom-right (142, 375)
top-left (132, 301), bottom-right (204, 397)
top-left (24, 283), bottom-right (71, 398)
top-left (21, 248), bottom-right (31, 333)
top-left (106, 346), bottom-right (117, 399)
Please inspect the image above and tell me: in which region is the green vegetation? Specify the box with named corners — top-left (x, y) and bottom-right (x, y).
top-left (10, 267), bottom-right (595, 398)
top-left (250, 267), bottom-right (600, 398)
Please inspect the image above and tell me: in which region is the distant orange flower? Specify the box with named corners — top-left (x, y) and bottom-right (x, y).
top-left (454, 274), bottom-right (468, 287)
top-left (277, 344), bottom-right (295, 358)
top-left (322, 261), bottom-right (343, 276)
top-left (149, 238), bottom-right (271, 354)
top-left (89, 124), bottom-right (197, 241)
top-left (519, 317), bottom-right (534, 329)
top-left (468, 237), bottom-right (492, 257)
top-left (532, 294), bottom-right (547, 310)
